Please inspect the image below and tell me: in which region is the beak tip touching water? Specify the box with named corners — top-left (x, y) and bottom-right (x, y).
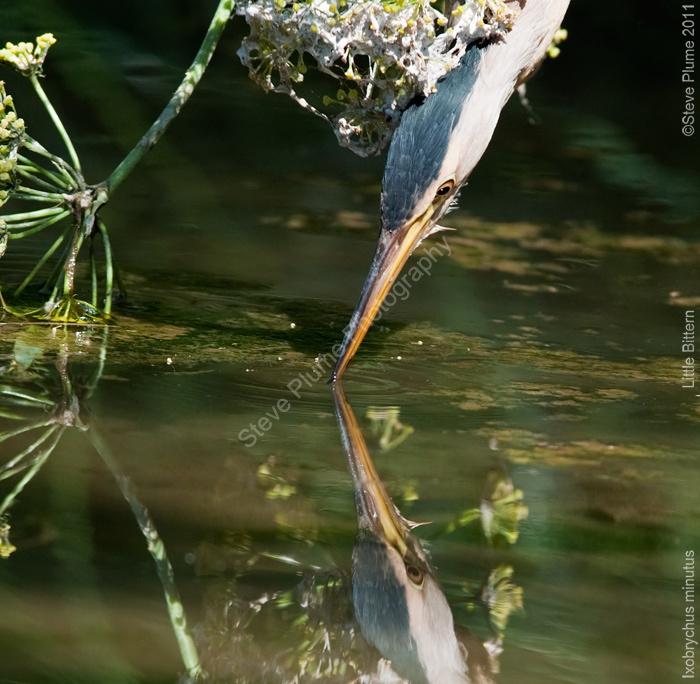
top-left (331, 217), bottom-right (435, 381)
top-left (330, 334), bottom-right (352, 383)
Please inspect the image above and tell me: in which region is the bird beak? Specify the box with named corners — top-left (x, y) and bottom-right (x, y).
top-left (332, 381), bottom-right (411, 555)
top-left (332, 205), bottom-right (438, 381)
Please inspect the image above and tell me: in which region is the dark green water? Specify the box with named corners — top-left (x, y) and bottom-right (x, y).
top-left (1, 2), bottom-right (699, 683)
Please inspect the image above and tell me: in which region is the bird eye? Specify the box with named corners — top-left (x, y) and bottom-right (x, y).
top-left (405, 562), bottom-right (425, 588)
top-left (435, 179), bottom-right (454, 200)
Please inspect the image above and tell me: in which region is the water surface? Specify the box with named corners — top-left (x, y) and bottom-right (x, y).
top-left (1, 3), bottom-right (699, 683)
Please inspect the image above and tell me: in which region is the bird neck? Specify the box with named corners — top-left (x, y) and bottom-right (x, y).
top-left (449, 0), bottom-right (570, 185)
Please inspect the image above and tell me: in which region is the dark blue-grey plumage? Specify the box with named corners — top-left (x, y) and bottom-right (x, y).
top-left (380, 43), bottom-right (487, 233)
top-left (332, 0), bottom-right (572, 381)
top-left (353, 533), bottom-right (429, 684)
top-left (333, 380), bottom-right (494, 684)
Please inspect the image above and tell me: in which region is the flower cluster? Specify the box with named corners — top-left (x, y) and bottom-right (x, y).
top-left (0, 33), bottom-right (56, 77)
top-left (547, 27), bottom-right (568, 58)
top-left (236, 0), bottom-right (516, 155)
top-left (0, 81), bottom-right (25, 213)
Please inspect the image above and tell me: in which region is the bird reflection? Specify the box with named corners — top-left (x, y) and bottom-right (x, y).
top-left (1, 328), bottom-right (522, 682)
top-left (333, 381), bottom-right (495, 684)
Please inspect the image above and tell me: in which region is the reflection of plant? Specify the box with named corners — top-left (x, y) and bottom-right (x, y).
top-left (0, 514), bottom-right (15, 557)
top-left (366, 405), bottom-right (414, 450)
top-left (280, 571), bottom-right (366, 680)
top-left (479, 471), bottom-right (528, 544)
top-left (90, 426), bottom-right (203, 681)
top-left (257, 458), bottom-right (298, 499)
top-left (1, 0), bottom-right (235, 322)
top-left (199, 565), bottom-right (383, 683)
top-left (458, 563), bottom-right (523, 672)
top-left (0, 328), bottom-right (203, 680)
top-left (0, 328), bottom-right (97, 535)
top-left (442, 469), bottom-right (528, 544)
top-left (481, 565), bottom-right (523, 634)
top-left (426, 466), bottom-right (527, 669)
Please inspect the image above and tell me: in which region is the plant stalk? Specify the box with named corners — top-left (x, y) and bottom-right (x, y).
top-left (14, 224), bottom-right (72, 296)
top-left (7, 210), bottom-right (69, 239)
top-left (101, 0), bottom-right (235, 196)
top-left (0, 426), bottom-right (65, 517)
top-left (30, 75), bottom-right (83, 174)
top-left (4, 206), bottom-right (66, 222)
top-left (97, 219), bottom-right (115, 315)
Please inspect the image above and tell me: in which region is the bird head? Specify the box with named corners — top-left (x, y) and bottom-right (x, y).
top-left (332, 381), bottom-right (495, 683)
top-left (332, 45), bottom-right (490, 380)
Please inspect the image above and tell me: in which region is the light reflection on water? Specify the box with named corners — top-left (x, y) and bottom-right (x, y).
top-left (1, 1), bottom-right (700, 683)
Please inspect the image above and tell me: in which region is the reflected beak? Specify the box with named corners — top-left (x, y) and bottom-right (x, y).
top-left (331, 207), bottom-right (437, 381)
top-left (332, 381), bottom-right (410, 555)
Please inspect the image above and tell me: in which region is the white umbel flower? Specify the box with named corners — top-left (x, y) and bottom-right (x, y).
top-left (237, 0), bottom-right (517, 155)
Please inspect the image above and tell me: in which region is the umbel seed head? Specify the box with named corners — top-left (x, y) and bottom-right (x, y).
top-left (236, 0), bottom-right (516, 156)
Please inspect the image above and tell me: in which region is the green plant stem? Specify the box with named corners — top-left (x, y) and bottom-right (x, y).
top-left (0, 458), bottom-right (48, 481)
top-left (7, 214), bottom-right (63, 230)
top-left (113, 261), bottom-right (126, 301)
top-left (22, 139), bottom-right (81, 189)
top-left (84, 327), bottom-right (109, 399)
top-left (17, 154), bottom-right (72, 191)
top-left (0, 386), bottom-right (55, 406)
top-left (101, 0), bottom-right (235, 196)
top-left (0, 420), bottom-right (55, 448)
top-left (13, 186), bottom-right (66, 201)
top-left (30, 75), bottom-right (82, 174)
top-left (16, 167), bottom-right (63, 192)
top-left (7, 211), bottom-right (69, 240)
top-left (90, 236), bottom-right (98, 308)
top-left (4, 205), bottom-right (66, 222)
top-left (42, 233), bottom-right (72, 296)
top-left (45, 274), bottom-right (61, 308)
top-left (12, 194), bottom-right (64, 203)
top-left (97, 219), bottom-right (115, 315)
top-left (63, 229), bottom-right (85, 297)
top-left (14, 224), bottom-right (72, 296)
